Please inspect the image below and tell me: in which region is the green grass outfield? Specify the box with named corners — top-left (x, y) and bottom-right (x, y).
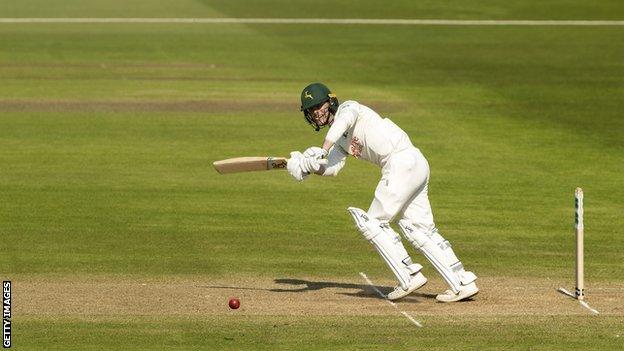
top-left (1, 1), bottom-right (623, 350)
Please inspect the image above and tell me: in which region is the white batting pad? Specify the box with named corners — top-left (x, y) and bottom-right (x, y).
top-left (398, 220), bottom-right (477, 293)
top-left (348, 207), bottom-right (420, 290)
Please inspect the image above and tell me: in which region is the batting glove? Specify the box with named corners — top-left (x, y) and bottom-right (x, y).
top-left (303, 146), bottom-right (327, 159)
top-left (300, 156), bottom-right (328, 174)
top-left (287, 151), bottom-right (308, 182)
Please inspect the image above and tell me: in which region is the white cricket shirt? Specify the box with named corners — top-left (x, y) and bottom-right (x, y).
top-left (325, 100), bottom-right (413, 168)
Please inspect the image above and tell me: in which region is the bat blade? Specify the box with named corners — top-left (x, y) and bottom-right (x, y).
top-left (213, 157), bottom-right (288, 174)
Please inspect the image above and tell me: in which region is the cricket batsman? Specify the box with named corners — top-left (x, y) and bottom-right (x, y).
top-left (287, 83), bottom-right (479, 302)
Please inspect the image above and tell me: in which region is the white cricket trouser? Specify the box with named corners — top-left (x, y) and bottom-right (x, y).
top-left (368, 147), bottom-right (478, 294)
top-left (367, 146), bottom-right (434, 231)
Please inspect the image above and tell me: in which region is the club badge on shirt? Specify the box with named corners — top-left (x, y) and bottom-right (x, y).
top-left (349, 136), bottom-right (363, 158)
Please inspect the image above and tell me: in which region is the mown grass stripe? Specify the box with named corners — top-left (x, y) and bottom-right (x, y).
top-left (0, 18), bottom-right (623, 26)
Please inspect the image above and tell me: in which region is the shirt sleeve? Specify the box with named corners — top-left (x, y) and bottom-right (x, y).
top-left (325, 102), bottom-right (358, 144)
top-left (321, 145), bottom-right (348, 176)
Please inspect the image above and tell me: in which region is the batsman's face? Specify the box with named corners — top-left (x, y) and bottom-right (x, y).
top-left (309, 101), bottom-right (332, 126)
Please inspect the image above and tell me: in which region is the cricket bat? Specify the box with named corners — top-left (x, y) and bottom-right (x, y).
top-left (213, 157), bottom-right (288, 174)
top-left (213, 156), bottom-right (327, 174)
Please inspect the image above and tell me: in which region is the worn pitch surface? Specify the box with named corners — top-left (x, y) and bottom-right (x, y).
top-left (17, 276), bottom-right (621, 317)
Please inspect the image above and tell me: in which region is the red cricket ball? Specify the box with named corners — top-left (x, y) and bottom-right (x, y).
top-left (228, 298), bottom-right (240, 310)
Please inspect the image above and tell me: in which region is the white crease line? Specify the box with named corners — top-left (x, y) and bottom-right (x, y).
top-left (557, 287), bottom-right (576, 298)
top-left (400, 311), bottom-right (423, 326)
top-left (0, 18), bottom-right (623, 26)
top-left (579, 300), bottom-right (600, 315)
top-left (359, 272), bottom-right (423, 328)
top-left (557, 287), bottom-right (600, 315)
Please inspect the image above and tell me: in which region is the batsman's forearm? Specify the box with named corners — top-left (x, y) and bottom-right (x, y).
top-left (315, 139), bottom-right (334, 175)
top-left (322, 139), bottom-right (334, 153)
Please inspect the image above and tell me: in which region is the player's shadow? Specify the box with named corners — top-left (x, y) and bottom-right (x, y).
top-left (271, 278), bottom-right (436, 302)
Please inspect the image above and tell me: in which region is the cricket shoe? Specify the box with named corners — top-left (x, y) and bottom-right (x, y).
top-left (387, 272), bottom-right (427, 301)
top-left (435, 282), bottom-right (479, 303)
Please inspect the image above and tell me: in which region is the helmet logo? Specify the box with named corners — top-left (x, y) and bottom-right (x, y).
top-left (304, 91), bottom-right (313, 99)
